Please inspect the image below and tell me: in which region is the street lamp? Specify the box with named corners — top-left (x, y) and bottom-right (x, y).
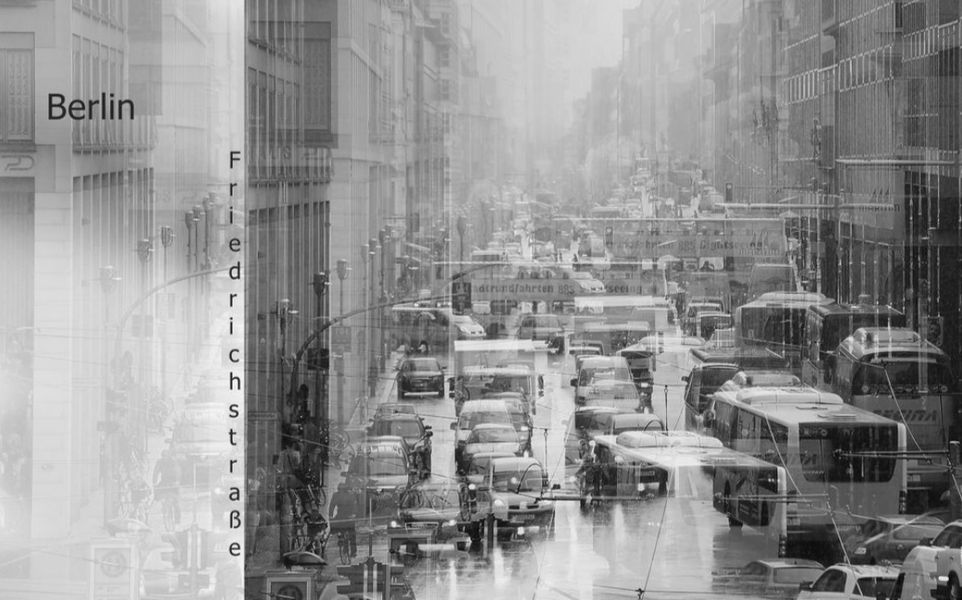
top-left (336, 259), bottom-right (350, 316)
top-left (99, 264), bottom-right (120, 526)
top-left (311, 271), bottom-right (329, 479)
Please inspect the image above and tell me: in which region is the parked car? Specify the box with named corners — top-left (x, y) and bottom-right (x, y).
top-left (367, 412), bottom-right (433, 478)
top-left (798, 564), bottom-right (899, 600)
top-left (592, 412), bottom-right (665, 436)
top-left (396, 356), bottom-right (445, 399)
top-left (459, 457), bottom-right (555, 544)
top-left (714, 558), bottom-right (824, 599)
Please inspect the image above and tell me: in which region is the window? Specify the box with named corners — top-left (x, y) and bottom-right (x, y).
top-left (0, 36), bottom-right (34, 143)
top-left (811, 569), bottom-right (847, 593)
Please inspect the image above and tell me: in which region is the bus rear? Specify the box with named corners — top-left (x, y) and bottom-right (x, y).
top-left (834, 328), bottom-right (959, 510)
top-left (711, 455), bottom-right (787, 554)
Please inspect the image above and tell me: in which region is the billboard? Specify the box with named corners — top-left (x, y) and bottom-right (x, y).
top-left (581, 218), bottom-right (787, 259)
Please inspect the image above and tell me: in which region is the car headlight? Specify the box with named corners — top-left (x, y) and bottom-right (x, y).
top-left (854, 547), bottom-right (866, 555)
top-left (446, 519), bottom-right (457, 527)
top-left (390, 520), bottom-right (399, 528)
top-left (493, 499), bottom-right (506, 508)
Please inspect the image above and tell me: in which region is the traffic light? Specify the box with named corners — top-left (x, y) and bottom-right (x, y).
top-left (604, 226), bottom-right (613, 248)
top-left (725, 183), bottom-right (733, 203)
top-left (306, 347), bottom-right (330, 371)
top-left (452, 281), bottom-right (472, 313)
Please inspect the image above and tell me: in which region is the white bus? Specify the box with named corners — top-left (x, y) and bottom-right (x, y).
top-left (734, 291), bottom-right (833, 375)
top-left (588, 431), bottom-right (789, 552)
top-left (833, 327), bottom-right (960, 511)
top-left (706, 386), bottom-right (908, 563)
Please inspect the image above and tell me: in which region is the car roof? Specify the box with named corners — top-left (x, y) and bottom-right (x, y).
top-left (748, 558), bottom-right (824, 569)
top-left (460, 400), bottom-right (510, 411)
top-left (610, 413), bottom-right (662, 424)
top-left (471, 423), bottom-right (515, 431)
top-left (376, 403), bottom-right (416, 414)
top-left (580, 356), bottom-right (628, 368)
top-left (374, 412), bottom-right (422, 422)
top-left (490, 456), bottom-right (542, 471)
top-left (823, 564), bottom-right (901, 577)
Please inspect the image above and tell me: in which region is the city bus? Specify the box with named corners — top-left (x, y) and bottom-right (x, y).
top-left (706, 386), bottom-right (908, 563)
top-left (801, 302), bottom-right (905, 389)
top-left (833, 327), bottom-right (960, 511)
top-left (735, 291), bottom-right (833, 374)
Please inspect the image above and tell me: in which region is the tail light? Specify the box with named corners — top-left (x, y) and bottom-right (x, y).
top-left (786, 500), bottom-right (799, 527)
top-left (898, 489), bottom-right (907, 514)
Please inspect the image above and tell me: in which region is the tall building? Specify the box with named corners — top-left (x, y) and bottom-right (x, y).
top-left (0, 0), bottom-right (241, 591)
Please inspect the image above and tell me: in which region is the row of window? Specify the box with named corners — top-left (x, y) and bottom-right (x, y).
top-left (903, 19), bottom-right (960, 62)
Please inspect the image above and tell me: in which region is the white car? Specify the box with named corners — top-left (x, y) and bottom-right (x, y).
top-left (928, 520), bottom-right (962, 600)
top-left (798, 564), bottom-right (899, 600)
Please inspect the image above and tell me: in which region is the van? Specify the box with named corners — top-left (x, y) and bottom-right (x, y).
top-left (891, 545), bottom-right (938, 600)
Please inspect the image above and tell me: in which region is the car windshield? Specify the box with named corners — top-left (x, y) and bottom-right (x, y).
top-left (352, 453), bottom-right (407, 477)
top-left (855, 577), bottom-right (896, 598)
top-left (400, 488), bottom-right (459, 510)
top-left (772, 567), bottom-right (824, 585)
top-left (470, 428), bottom-right (517, 443)
top-left (408, 359), bottom-right (440, 372)
top-left (491, 467), bottom-right (543, 492)
top-left (701, 368), bottom-right (740, 389)
top-left (579, 365), bottom-right (632, 385)
top-left (932, 525), bottom-right (962, 547)
top-left (372, 420), bottom-right (422, 438)
top-left (459, 410), bottom-right (511, 430)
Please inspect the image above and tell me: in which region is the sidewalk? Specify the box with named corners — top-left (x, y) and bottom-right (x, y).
top-left (245, 352), bottom-right (404, 599)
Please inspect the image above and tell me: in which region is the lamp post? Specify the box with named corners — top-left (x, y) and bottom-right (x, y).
top-left (311, 271), bottom-right (329, 481)
top-left (99, 265), bottom-right (120, 526)
top-left (135, 239), bottom-right (152, 450)
top-left (457, 215), bottom-right (466, 265)
top-left (159, 227), bottom-right (174, 401)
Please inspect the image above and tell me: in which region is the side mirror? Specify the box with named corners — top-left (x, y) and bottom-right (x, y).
top-left (682, 375), bottom-right (689, 382)
top-left (798, 582), bottom-right (812, 592)
top-left (425, 430), bottom-right (433, 438)
top-left (919, 537), bottom-right (932, 546)
top-left (424, 424), bottom-right (432, 430)
top-left (449, 422), bottom-right (458, 431)
top-left (570, 378), bottom-right (578, 387)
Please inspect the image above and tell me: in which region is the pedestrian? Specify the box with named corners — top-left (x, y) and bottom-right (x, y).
top-left (329, 483), bottom-right (361, 559)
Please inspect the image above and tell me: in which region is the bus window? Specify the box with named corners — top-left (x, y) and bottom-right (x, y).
top-left (798, 424), bottom-right (899, 483)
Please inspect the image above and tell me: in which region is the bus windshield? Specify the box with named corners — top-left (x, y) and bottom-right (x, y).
top-left (798, 424), bottom-right (899, 483)
top-left (821, 313), bottom-right (903, 352)
top-left (852, 360), bottom-right (956, 394)
top-left (740, 307), bottom-right (805, 347)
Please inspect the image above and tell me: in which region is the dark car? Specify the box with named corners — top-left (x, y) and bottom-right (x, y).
top-left (714, 559), bottom-right (824, 599)
top-left (342, 436), bottom-right (417, 516)
top-left (388, 482), bottom-right (467, 555)
top-left (367, 413), bottom-right (433, 478)
top-left (462, 451), bottom-right (516, 485)
top-left (397, 357), bottom-right (445, 399)
top-left (847, 515), bottom-right (944, 565)
top-left (515, 313), bottom-right (565, 349)
top-left (571, 356), bottom-right (635, 406)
